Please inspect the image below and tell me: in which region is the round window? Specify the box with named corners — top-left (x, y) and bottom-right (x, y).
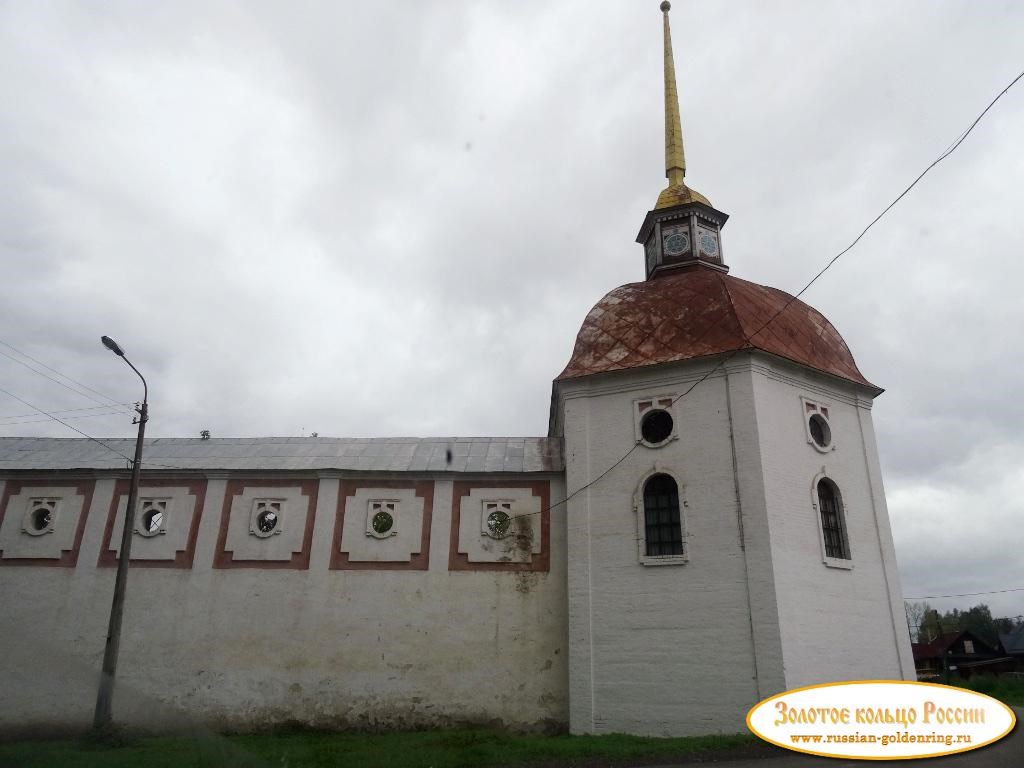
top-left (809, 413), bottom-right (831, 448)
top-left (31, 508), bottom-right (52, 532)
top-left (371, 510), bottom-right (394, 535)
top-left (640, 409), bottom-right (674, 445)
top-left (141, 508), bottom-right (163, 535)
top-left (256, 510), bottom-right (279, 534)
top-left (486, 510), bottom-right (511, 538)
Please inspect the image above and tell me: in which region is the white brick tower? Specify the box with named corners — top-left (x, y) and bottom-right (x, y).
top-left (549, 1), bottom-right (914, 736)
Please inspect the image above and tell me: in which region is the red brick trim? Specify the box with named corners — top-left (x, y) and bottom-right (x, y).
top-left (213, 479), bottom-right (318, 569)
top-left (330, 480), bottom-right (434, 571)
top-left (98, 479), bottom-right (207, 569)
top-left (0, 479), bottom-right (95, 567)
top-left (449, 480), bottom-right (550, 572)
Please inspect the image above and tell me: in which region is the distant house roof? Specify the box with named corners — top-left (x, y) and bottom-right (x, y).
top-left (1000, 624), bottom-right (1024, 655)
top-left (912, 630), bottom-right (1000, 662)
top-left (0, 436), bottom-right (564, 474)
top-left (913, 632), bottom-right (961, 662)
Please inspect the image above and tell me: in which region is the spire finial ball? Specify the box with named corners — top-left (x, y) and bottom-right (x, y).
top-left (660, 1), bottom-right (671, 12)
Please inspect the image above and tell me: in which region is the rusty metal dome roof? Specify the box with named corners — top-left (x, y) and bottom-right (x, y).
top-left (557, 265), bottom-right (877, 390)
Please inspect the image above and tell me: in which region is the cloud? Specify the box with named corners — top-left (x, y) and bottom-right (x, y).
top-left (1, 0), bottom-right (1022, 615)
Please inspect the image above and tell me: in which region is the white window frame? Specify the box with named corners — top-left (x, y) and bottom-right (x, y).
top-left (633, 394), bottom-right (679, 448)
top-left (480, 500), bottom-right (515, 540)
top-left (366, 499), bottom-right (400, 539)
top-left (633, 467), bottom-right (688, 566)
top-left (801, 396), bottom-right (836, 453)
top-left (249, 498), bottom-right (286, 538)
top-left (22, 497), bottom-right (60, 536)
top-left (810, 470), bottom-right (853, 570)
top-left (134, 497), bottom-right (171, 538)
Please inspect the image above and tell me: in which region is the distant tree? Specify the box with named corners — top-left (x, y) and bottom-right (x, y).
top-left (905, 600), bottom-right (1021, 646)
top-left (954, 604), bottom-right (999, 646)
top-left (994, 614), bottom-right (1024, 636)
top-left (920, 608), bottom-right (945, 643)
top-left (905, 601), bottom-right (930, 643)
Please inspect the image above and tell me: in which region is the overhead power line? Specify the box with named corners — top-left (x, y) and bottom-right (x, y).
top-left (0, 339), bottom-right (130, 411)
top-left (0, 402), bottom-right (136, 422)
top-left (0, 409), bottom-right (135, 427)
top-left (0, 386), bottom-right (133, 465)
top-left (506, 64), bottom-right (1024, 526)
top-left (3, 69), bottom-right (1022, 489)
top-left (905, 587), bottom-right (1024, 600)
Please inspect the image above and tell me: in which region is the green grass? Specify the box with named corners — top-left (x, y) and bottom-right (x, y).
top-left (956, 676), bottom-right (1024, 707)
top-left (0, 728), bottom-right (757, 768)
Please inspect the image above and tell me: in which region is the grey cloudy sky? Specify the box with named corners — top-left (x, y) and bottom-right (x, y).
top-left (2, 1), bottom-right (1022, 620)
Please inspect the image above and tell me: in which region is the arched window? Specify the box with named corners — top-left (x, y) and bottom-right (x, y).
top-left (817, 478), bottom-right (849, 560)
top-left (643, 474), bottom-right (683, 557)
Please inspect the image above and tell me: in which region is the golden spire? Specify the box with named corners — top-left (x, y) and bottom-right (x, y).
top-left (655, 1), bottom-right (710, 210)
top-left (662, 0), bottom-right (685, 187)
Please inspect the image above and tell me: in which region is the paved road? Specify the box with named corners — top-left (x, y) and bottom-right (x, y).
top-left (657, 707), bottom-right (1021, 768)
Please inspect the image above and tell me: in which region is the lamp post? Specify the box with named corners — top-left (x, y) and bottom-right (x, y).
top-left (93, 335), bottom-right (148, 731)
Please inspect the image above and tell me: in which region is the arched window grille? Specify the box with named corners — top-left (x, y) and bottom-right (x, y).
top-left (643, 474), bottom-right (683, 556)
top-left (817, 479), bottom-right (849, 559)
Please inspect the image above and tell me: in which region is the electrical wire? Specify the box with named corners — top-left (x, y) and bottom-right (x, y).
top-left (0, 389), bottom-right (194, 471)
top-left (906, 587), bottom-right (1024, 600)
top-left (0, 402), bottom-right (137, 421)
top-left (0, 405), bottom-right (135, 423)
top-left (0, 348), bottom-right (134, 411)
top-left (504, 64), bottom-right (1024, 526)
top-left (0, 386), bottom-right (133, 465)
top-left (0, 409), bottom-right (138, 427)
top-left (0, 338), bottom-right (127, 408)
top-left (3, 69), bottom-right (1022, 492)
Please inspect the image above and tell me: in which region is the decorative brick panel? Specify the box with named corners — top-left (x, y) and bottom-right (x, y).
top-left (0, 480), bottom-right (95, 567)
top-left (449, 480), bottom-right (550, 572)
top-left (98, 479), bottom-right (207, 569)
top-left (214, 479), bottom-right (318, 569)
top-left (330, 480), bottom-right (434, 571)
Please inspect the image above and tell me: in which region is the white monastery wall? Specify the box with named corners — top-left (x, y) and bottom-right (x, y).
top-left (559, 361), bottom-right (768, 737)
top-left (0, 473), bottom-right (568, 734)
top-left (746, 356), bottom-right (915, 686)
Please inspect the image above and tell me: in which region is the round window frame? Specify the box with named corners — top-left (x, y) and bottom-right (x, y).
top-left (29, 508), bottom-right (53, 534)
top-left (808, 413), bottom-right (832, 451)
top-left (23, 501), bottom-right (57, 537)
top-left (485, 510), bottom-right (512, 539)
top-left (371, 509), bottom-right (395, 536)
top-left (137, 507), bottom-right (165, 538)
top-left (252, 509), bottom-right (280, 538)
top-left (640, 408), bottom-right (675, 447)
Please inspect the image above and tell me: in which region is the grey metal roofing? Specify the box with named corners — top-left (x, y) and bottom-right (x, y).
top-left (0, 437), bottom-right (564, 474)
top-left (1001, 625), bottom-right (1024, 655)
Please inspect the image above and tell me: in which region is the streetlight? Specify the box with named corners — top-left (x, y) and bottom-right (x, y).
top-left (93, 335), bottom-right (149, 731)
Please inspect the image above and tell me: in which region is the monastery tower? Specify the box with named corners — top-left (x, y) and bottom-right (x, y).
top-left (0, 3), bottom-right (913, 737)
top-left (550, 1), bottom-right (915, 736)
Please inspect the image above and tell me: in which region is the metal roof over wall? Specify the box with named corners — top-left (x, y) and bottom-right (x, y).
top-left (0, 437), bottom-right (564, 474)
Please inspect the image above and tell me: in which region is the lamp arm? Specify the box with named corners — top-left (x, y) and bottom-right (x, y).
top-left (121, 356), bottom-right (148, 408)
